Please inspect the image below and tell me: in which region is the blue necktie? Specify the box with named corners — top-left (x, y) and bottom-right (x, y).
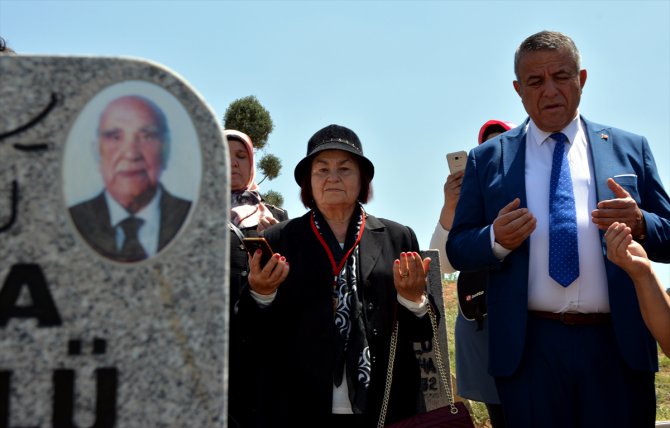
top-left (548, 132), bottom-right (579, 287)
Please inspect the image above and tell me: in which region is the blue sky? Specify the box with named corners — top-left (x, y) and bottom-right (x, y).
top-left (2, 0), bottom-right (669, 283)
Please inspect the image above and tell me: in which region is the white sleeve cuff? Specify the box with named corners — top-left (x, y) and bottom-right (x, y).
top-left (490, 225), bottom-right (512, 260)
top-left (250, 289), bottom-right (277, 307)
top-left (397, 293), bottom-right (429, 317)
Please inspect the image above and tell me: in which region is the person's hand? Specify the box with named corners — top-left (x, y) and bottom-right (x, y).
top-left (248, 251), bottom-right (289, 295)
top-left (592, 178), bottom-right (646, 240)
top-left (443, 170), bottom-right (465, 208)
top-left (393, 252), bottom-right (431, 303)
top-left (438, 170), bottom-right (465, 230)
top-left (257, 216), bottom-right (280, 232)
top-left (492, 198), bottom-right (536, 250)
top-left (604, 221), bottom-right (650, 280)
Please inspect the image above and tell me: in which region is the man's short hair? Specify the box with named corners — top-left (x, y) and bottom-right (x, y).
top-left (514, 31), bottom-right (581, 80)
top-left (95, 95), bottom-right (172, 167)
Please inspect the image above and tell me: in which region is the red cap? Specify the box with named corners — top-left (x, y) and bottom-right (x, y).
top-left (478, 119), bottom-right (515, 145)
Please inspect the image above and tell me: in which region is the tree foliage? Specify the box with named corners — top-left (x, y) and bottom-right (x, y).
top-left (257, 154), bottom-right (282, 185)
top-left (262, 190), bottom-right (284, 208)
top-left (223, 95), bottom-right (274, 150)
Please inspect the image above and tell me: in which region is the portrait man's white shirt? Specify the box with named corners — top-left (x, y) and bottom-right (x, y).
top-left (105, 187), bottom-right (162, 257)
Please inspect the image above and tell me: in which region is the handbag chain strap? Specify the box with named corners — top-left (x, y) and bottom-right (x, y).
top-left (228, 222), bottom-right (246, 243)
top-left (377, 302), bottom-right (458, 428)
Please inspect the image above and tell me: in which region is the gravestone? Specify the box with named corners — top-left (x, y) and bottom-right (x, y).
top-left (416, 249), bottom-right (455, 411)
top-left (0, 56), bottom-right (229, 427)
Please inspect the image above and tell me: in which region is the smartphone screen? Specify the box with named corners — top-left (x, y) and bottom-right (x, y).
top-left (446, 150), bottom-right (467, 173)
top-left (242, 237), bottom-right (274, 267)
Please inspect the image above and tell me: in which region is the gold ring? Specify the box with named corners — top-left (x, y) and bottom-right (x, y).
top-left (400, 272), bottom-right (409, 279)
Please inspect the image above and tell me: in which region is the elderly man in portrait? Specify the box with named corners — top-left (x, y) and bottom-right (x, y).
top-left (69, 95), bottom-right (191, 262)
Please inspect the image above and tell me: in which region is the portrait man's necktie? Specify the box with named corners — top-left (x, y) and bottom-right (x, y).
top-left (119, 216), bottom-right (147, 262)
top-left (548, 132), bottom-right (579, 287)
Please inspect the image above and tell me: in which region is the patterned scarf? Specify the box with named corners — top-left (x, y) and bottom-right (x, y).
top-left (230, 189), bottom-right (276, 228)
top-left (311, 203), bottom-right (371, 413)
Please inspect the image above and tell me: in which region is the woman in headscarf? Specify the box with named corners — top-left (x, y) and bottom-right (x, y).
top-left (226, 129), bottom-right (287, 232)
top-left (429, 119), bottom-right (515, 428)
top-left (226, 129), bottom-right (287, 428)
top-left (236, 124), bottom-right (436, 428)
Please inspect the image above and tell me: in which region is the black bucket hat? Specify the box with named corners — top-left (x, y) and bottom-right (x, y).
top-left (294, 124), bottom-right (375, 185)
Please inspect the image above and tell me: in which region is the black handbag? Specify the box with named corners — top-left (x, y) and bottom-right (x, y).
top-left (377, 304), bottom-right (475, 428)
top-left (456, 270), bottom-right (489, 330)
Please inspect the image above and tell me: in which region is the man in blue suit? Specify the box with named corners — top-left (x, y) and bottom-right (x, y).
top-left (447, 30), bottom-right (670, 427)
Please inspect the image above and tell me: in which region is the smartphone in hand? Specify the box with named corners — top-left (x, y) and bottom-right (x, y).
top-left (446, 151), bottom-right (467, 174)
top-left (242, 237), bottom-right (274, 267)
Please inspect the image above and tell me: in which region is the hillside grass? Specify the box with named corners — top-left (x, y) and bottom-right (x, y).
top-left (441, 280), bottom-right (670, 427)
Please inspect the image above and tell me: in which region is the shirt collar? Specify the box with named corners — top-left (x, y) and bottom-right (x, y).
top-left (528, 112), bottom-right (581, 147)
top-left (105, 186), bottom-right (162, 227)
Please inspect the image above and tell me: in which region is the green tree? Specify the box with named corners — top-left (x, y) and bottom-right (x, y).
top-left (224, 95), bottom-right (273, 150)
top-left (257, 153), bottom-right (281, 185)
top-left (263, 190), bottom-right (284, 208)
top-left (224, 96), bottom-right (284, 207)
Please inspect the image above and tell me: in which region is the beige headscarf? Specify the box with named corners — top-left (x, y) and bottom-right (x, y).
top-left (225, 129), bottom-right (276, 229)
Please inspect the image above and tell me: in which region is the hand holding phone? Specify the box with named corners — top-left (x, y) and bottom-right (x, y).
top-left (242, 237), bottom-right (274, 267)
top-left (446, 150), bottom-right (467, 174)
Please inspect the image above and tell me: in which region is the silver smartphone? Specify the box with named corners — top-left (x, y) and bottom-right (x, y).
top-left (446, 150), bottom-right (467, 173)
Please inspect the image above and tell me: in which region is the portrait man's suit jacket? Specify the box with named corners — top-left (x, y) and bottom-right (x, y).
top-left (69, 185), bottom-right (191, 262)
top-left (447, 116), bottom-right (670, 377)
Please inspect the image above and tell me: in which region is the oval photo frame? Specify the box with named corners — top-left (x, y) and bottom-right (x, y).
top-left (62, 80), bottom-right (202, 263)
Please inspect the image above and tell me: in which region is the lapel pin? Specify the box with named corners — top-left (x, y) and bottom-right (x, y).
top-left (600, 133), bottom-right (609, 141)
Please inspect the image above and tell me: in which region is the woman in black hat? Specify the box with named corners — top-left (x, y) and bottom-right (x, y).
top-left (235, 124), bottom-right (435, 428)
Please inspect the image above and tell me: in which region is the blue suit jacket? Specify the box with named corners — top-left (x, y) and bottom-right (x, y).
top-left (446, 116), bottom-right (670, 377)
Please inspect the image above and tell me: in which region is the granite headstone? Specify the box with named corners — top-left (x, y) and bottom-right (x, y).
top-left (415, 249), bottom-right (456, 411)
top-left (0, 56), bottom-right (229, 427)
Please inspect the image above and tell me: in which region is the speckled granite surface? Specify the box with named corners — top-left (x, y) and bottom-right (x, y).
top-left (0, 56), bottom-right (229, 426)
top-left (416, 249), bottom-right (454, 411)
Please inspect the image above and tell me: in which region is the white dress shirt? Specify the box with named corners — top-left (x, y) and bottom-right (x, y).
top-left (523, 115), bottom-right (609, 313)
top-left (105, 187), bottom-right (162, 257)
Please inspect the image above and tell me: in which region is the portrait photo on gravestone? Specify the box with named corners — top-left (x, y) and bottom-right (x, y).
top-left (1, 55), bottom-right (228, 427)
top-left (62, 81), bottom-right (202, 263)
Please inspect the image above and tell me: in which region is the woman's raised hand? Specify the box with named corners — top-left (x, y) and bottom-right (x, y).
top-left (393, 252), bottom-right (431, 303)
